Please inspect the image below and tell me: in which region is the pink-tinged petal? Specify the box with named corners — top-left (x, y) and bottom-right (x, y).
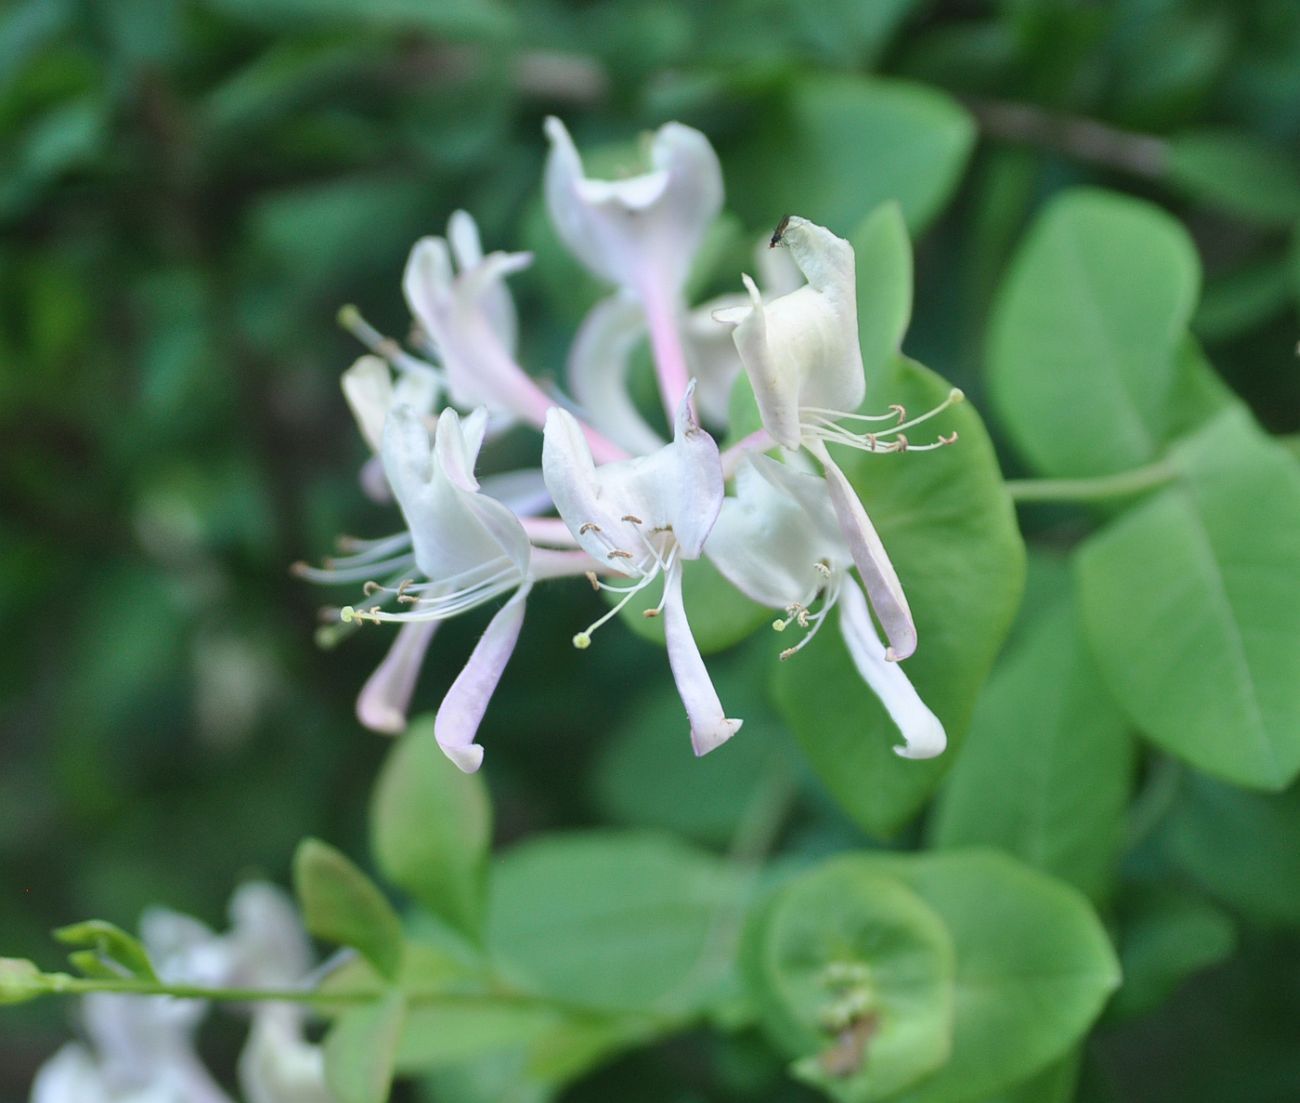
top-left (356, 621), bottom-right (438, 735)
top-left (433, 407), bottom-right (487, 492)
top-left (662, 387), bottom-right (725, 558)
top-left (569, 293), bottom-right (666, 455)
top-left (434, 585), bottom-right (530, 773)
top-left (543, 117), bottom-right (722, 297)
top-left (661, 565), bottom-right (742, 755)
top-left (447, 210), bottom-right (518, 353)
top-left (838, 579), bottom-right (945, 760)
top-left (359, 453), bottom-right (391, 503)
top-left (811, 441), bottom-right (917, 661)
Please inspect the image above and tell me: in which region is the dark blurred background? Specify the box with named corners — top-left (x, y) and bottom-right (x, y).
top-left (3, 0), bottom-right (1299, 1099)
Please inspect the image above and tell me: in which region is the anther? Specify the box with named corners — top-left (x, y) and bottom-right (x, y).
top-left (642, 608), bottom-right (660, 619)
top-left (579, 522), bottom-right (601, 535)
top-left (362, 580), bottom-right (383, 596)
top-left (890, 404), bottom-right (906, 423)
top-left (894, 435), bottom-right (909, 452)
top-left (608, 549), bottom-right (633, 560)
top-left (585, 570), bottom-right (600, 591)
top-left (939, 431), bottom-right (958, 445)
top-left (814, 560), bottom-right (832, 579)
top-left (289, 561), bottom-right (309, 577)
top-left (621, 515), bottom-right (643, 524)
top-left (779, 646), bottom-right (798, 661)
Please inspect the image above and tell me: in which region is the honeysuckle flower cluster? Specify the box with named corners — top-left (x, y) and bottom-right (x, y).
top-left (298, 118), bottom-right (961, 771)
top-left (30, 885), bottom-right (334, 1103)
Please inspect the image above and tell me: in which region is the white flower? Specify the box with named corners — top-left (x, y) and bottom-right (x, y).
top-left (544, 117), bottom-right (722, 423)
top-left (707, 456), bottom-right (945, 759)
top-left (714, 216), bottom-right (963, 662)
top-left (542, 386), bottom-right (742, 755)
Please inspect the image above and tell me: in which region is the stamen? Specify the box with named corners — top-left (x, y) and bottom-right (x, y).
top-left (621, 515), bottom-right (643, 524)
top-left (800, 388), bottom-right (965, 456)
top-left (338, 305), bottom-right (443, 382)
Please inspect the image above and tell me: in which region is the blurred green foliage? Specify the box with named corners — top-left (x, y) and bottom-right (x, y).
top-left (4, 0), bottom-right (1300, 1100)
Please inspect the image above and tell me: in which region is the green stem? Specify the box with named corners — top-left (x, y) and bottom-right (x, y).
top-left (1004, 459), bottom-right (1177, 504)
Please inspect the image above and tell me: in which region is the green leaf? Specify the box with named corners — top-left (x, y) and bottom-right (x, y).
top-left (930, 557), bottom-right (1135, 903)
top-left (203, 0), bottom-right (513, 38)
top-left (987, 188), bottom-right (1201, 478)
top-left (729, 74), bottom-right (974, 234)
top-left (1076, 408), bottom-right (1300, 789)
top-left (53, 919), bottom-right (157, 981)
top-left (325, 990), bottom-right (406, 1103)
top-left (1165, 773), bottom-right (1300, 927)
top-left (744, 863), bottom-right (956, 1101)
top-left (971, 1051), bottom-right (1079, 1103)
top-left (773, 357), bottom-right (1025, 836)
top-left (1168, 129), bottom-right (1300, 225)
top-left (856, 850), bottom-right (1119, 1103)
top-left (852, 202), bottom-right (913, 383)
top-left (294, 838), bottom-right (405, 980)
top-left (372, 714), bottom-right (492, 940)
top-left (487, 831), bottom-right (747, 1017)
top-left (1109, 884), bottom-right (1236, 1019)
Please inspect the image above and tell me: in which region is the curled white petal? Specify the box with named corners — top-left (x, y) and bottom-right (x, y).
top-left (435, 585), bottom-right (530, 773)
top-left (838, 578), bottom-right (945, 759)
top-left (661, 564), bottom-right (742, 756)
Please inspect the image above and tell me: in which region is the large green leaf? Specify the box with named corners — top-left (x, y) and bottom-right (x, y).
top-left (773, 357), bottom-right (1025, 836)
top-left (1076, 408), bottom-right (1300, 789)
top-left (853, 201), bottom-right (913, 383)
top-left (987, 189), bottom-right (1200, 478)
top-left (930, 556), bottom-right (1135, 903)
top-left (743, 862), bottom-right (956, 1102)
top-left (487, 831), bottom-right (748, 1017)
top-left (858, 851), bottom-right (1119, 1103)
top-left (728, 74), bottom-right (974, 234)
top-left (371, 714), bottom-right (492, 940)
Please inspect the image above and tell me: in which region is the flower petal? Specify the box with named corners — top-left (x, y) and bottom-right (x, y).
top-left (341, 355), bottom-right (393, 454)
top-left (434, 586), bottom-right (530, 772)
top-left (838, 578), bottom-right (945, 759)
top-left (543, 117), bottom-right (722, 297)
top-left (239, 1006), bottom-right (333, 1103)
top-left (569, 292), bottom-right (666, 455)
top-left (811, 441), bottom-right (917, 661)
top-left (447, 209), bottom-right (518, 354)
top-left (706, 459), bottom-right (826, 608)
top-left (722, 273), bottom-right (803, 449)
top-left (355, 620), bottom-right (438, 735)
top-left (661, 564), bottom-right (742, 755)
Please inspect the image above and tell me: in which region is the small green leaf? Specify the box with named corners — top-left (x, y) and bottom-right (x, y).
top-left (1165, 773), bottom-right (1300, 927)
top-left (858, 850), bottom-right (1119, 1103)
top-left (852, 202), bottom-right (913, 383)
top-left (325, 990), bottom-right (407, 1103)
top-left (1168, 129), bottom-right (1300, 225)
top-left (372, 715), bottom-right (492, 940)
top-left (987, 188), bottom-right (1200, 478)
top-left (773, 357), bottom-right (1025, 836)
top-left (294, 838), bottom-right (404, 981)
top-left (729, 74), bottom-right (975, 234)
top-left (1076, 408), bottom-right (1300, 789)
top-left (1110, 884), bottom-right (1236, 1019)
top-left (487, 831), bottom-right (747, 1017)
top-left (0, 958), bottom-right (46, 1005)
top-left (53, 919), bottom-right (157, 981)
top-left (930, 557), bottom-right (1136, 903)
top-left (744, 863), bottom-right (956, 1101)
